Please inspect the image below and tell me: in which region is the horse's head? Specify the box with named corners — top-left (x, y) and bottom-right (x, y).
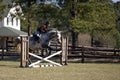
top-left (47, 29), bottom-right (62, 44)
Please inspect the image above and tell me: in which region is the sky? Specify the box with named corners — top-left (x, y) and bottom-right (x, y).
top-left (112, 0), bottom-right (120, 2)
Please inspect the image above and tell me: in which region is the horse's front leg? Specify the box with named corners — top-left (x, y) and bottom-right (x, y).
top-left (47, 48), bottom-right (52, 56)
top-left (41, 49), bottom-right (44, 57)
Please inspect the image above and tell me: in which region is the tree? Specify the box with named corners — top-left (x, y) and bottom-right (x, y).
top-left (15, 0), bottom-right (120, 47)
top-left (69, 0), bottom-right (119, 47)
top-left (16, 0), bottom-right (64, 34)
top-left (114, 2), bottom-right (120, 31)
top-left (114, 1), bottom-right (120, 47)
top-left (0, 0), bottom-right (6, 20)
top-left (70, 0), bottom-right (116, 32)
top-left (16, 0), bottom-right (36, 35)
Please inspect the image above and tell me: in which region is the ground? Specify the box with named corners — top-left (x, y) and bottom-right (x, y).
top-left (0, 61), bottom-right (120, 80)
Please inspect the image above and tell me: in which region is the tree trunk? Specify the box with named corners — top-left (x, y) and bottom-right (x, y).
top-left (72, 31), bottom-right (78, 48)
top-left (27, 0), bottom-right (31, 36)
top-left (90, 30), bottom-right (94, 47)
top-left (71, 0), bottom-right (78, 50)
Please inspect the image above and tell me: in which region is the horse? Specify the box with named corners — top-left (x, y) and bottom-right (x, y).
top-left (29, 29), bottom-right (62, 54)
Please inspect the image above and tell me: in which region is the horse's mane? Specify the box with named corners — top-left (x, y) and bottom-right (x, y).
top-left (48, 28), bottom-right (58, 31)
top-left (46, 28), bottom-right (59, 34)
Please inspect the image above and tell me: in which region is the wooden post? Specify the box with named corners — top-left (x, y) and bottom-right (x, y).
top-left (1, 37), bottom-right (5, 60)
top-left (65, 36), bottom-right (68, 65)
top-left (26, 36), bottom-right (29, 67)
top-left (20, 36), bottom-right (29, 67)
top-left (20, 36), bottom-right (24, 67)
top-left (61, 36), bottom-right (68, 65)
top-left (1, 40), bottom-right (4, 60)
top-left (81, 46), bottom-right (84, 63)
top-left (6, 37), bottom-right (8, 51)
top-left (114, 48), bottom-right (116, 56)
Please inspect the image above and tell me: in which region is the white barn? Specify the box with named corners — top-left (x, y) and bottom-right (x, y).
top-left (2, 17), bottom-right (20, 30)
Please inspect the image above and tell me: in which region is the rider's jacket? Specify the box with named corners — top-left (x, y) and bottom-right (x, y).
top-left (34, 30), bottom-right (41, 38)
top-left (33, 24), bottom-right (49, 40)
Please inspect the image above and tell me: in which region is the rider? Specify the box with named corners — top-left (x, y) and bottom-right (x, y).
top-left (33, 20), bottom-right (50, 43)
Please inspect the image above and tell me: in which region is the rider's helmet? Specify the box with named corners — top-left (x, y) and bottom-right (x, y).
top-left (44, 20), bottom-right (50, 27)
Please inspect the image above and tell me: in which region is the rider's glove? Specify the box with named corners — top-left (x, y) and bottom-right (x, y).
top-left (37, 34), bottom-right (41, 38)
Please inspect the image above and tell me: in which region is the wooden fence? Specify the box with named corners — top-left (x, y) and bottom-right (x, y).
top-left (68, 46), bottom-right (120, 63)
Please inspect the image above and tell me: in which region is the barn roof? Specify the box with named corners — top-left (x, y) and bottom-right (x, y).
top-left (0, 27), bottom-right (28, 37)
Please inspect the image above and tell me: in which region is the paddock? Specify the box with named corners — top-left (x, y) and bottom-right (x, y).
top-left (0, 61), bottom-right (120, 80)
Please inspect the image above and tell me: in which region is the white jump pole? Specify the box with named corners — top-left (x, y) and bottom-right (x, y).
top-left (29, 51), bottom-right (62, 67)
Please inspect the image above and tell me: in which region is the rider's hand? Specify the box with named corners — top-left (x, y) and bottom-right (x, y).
top-left (37, 34), bottom-right (41, 38)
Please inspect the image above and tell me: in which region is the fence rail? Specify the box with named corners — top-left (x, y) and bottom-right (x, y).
top-left (67, 45), bottom-right (120, 63)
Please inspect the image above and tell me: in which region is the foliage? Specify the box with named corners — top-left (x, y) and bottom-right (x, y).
top-left (0, 0), bottom-right (6, 20)
top-left (16, 0), bottom-right (66, 33)
top-left (70, 1), bottom-right (117, 33)
top-left (114, 2), bottom-right (120, 32)
top-left (13, 0), bottom-right (120, 47)
top-left (67, 0), bottom-right (120, 47)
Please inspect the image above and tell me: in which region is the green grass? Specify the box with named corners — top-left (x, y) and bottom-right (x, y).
top-left (0, 61), bottom-right (120, 80)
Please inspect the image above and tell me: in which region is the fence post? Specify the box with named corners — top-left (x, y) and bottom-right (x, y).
top-left (81, 46), bottom-right (84, 63)
top-left (26, 36), bottom-right (29, 67)
top-left (61, 35), bottom-right (68, 65)
top-left (20, 36), bottom-right (23, 67)
top-left (1, 38), bottom-right (4, 60)
top-left (20, 36), bottom-right (29, 67)
top-left (1, 37), bottom-right (6, 60)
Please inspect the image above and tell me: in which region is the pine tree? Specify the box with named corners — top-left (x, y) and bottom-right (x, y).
top-left (14, 0), bottom-right (120, 47)
top-left (0, 0), bottom-right (6, 20)
top-left (114, 1), bottom-right (120, 47)
top-left (115, 2), bottom-right (120, 31)
top-left (63, 0), bottom-right (119, 47)
top-left (16, 0), bottom-right (63, 34)
top-left (70, 0), bottom-right (116, 33)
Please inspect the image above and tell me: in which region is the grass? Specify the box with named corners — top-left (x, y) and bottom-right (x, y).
top-left (0, 61), bottom-right (120, 80)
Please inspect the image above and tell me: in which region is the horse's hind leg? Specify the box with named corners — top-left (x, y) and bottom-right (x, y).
top-left (41, 49), bottom-right (45, 57)
top-left (44, 48), bottom-right (51, 56)
top-left (41, 49), bottom-right (51, 57)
